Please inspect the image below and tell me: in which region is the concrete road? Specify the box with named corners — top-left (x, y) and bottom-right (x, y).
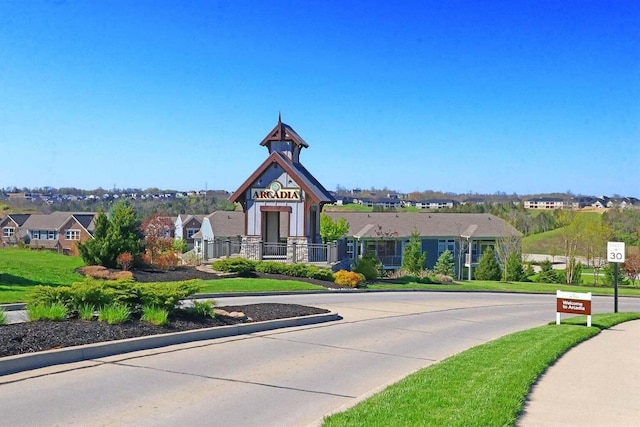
top-left (1, 292), bottom-right (637, 426)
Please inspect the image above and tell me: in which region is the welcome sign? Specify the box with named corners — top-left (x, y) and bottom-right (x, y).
top-left (556, 290), bottom-right (592, 327)
top-left (250, 181), bottom-right (301, 201)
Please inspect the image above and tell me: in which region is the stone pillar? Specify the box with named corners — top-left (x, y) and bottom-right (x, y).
top-left (241, 236), bottom-right (262, 261)
top-left (287, 237), bottom-right (308, 263)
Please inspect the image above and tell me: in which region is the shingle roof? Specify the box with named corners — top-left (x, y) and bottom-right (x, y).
top-left (324, 212), bottom-right (521, 239)
top-left (229, 151), bottom-right (334, 205)
top-left (208, 211), bottom-right (244, 237)
top-left (22, 212), bottom-right (96, 232)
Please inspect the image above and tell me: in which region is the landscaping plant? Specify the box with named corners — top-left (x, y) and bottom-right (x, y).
top-left (141, 305), bottom-right (169, 326)
top-left (333, 270), bottom-right (364, 288)
top-left (98, 303), bottom-right (131, 325)
top-left (28, 303), bottom-right (69, 321)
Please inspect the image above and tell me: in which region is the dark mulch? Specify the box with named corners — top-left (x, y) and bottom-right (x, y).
top-left (0, 303), bottom-right (329, 358)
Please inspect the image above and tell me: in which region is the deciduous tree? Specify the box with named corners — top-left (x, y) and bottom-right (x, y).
top-left (319, 213), bottom-right (349, 243)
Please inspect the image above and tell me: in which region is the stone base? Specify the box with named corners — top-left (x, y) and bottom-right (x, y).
top-left (287, 237), bottom-right (309, 263)
top-left (240, 236), bottom-right (262, 261)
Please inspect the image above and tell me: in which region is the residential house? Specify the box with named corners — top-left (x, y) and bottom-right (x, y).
top-left (192, 211), bottom-right (245, 258)
top-left (20, 211), bottom-right (95, 254)
top-left (523, 198), bottom-right (567, 210)
top-left (1, 214), bottom-right (32, 246)
top-left (174, 214), bottom-right (205, 250)
top-left (325, 211), bottom-right (521, 278)
top-left (414, 199), bottom-right (457, 210)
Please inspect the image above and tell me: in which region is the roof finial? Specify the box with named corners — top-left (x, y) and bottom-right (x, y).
top-left (278, 111), bottom-right (282, 124)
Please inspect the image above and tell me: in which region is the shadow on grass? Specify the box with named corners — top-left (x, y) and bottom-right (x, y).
top-left (0, 273), bottom-right (68, 287)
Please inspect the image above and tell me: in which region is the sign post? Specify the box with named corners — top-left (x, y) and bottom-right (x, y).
top-left (607, 242), bottom-right (626, 313)
top-left (556, 290), bottom-right (592, 327)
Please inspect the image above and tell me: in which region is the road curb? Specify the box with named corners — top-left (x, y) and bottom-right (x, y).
top-left (0, 311), bottom-right (341, 377)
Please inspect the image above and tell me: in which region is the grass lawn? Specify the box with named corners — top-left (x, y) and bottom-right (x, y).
top-left (193, 277), bottom-right (326, 293)
top-left (323, 312), bottom-right (640, 427)
top-left (367, 280), bottom-right (640, 297)
top-left (522, 212), bottom-right (602, 255)
top-left (0, 248), bottom-right (85, 286)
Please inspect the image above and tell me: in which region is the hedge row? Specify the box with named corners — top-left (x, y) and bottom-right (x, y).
top-left (28, 278), bottom-right (203, 315)
top-left (211, 258), bottom-right (335, 282)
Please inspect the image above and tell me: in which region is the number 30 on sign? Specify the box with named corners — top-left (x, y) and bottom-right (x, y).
top-left (607, 242), bottom-right (626, 263)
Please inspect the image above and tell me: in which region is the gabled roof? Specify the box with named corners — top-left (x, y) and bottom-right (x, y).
top-left (2, 214), bottom-right (32, 226)
top-left (207, 211), bottom-right (244, 236)
top-left (22, 212), bottom-right (96, 233)
top-left (259, 115), bottom-right (309, 149)
top-left (229, 151), bottom-right (334, 205)
top-left (324, 212), bottom-right (521, 239)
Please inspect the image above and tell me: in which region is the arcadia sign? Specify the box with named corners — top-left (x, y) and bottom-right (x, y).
top-left (251, 181), bottom-right (301, 201)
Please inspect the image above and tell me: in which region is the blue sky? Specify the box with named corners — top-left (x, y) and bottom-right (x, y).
top-left (1, 1), bottom-right (638, 197)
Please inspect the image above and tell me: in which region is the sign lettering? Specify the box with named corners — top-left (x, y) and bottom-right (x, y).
top-left (250, 181), bottom-right (301, 201)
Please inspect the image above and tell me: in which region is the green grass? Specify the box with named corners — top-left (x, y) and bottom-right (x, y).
top-left (323, 312), bottom-right (640, 427)
top-left (0, 307), bottom-right (6, 325)
top-left (367, 279), bottom-right (640, 297)
top-left (522, 212), bottom-right (602, 255)
top-left (0, 248), bottom-right (85, 299)
top-left (195, 277), bottom-right (327, 293)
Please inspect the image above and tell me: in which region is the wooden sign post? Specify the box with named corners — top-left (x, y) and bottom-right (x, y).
top-left (556, 290), bottom-right (592, 327)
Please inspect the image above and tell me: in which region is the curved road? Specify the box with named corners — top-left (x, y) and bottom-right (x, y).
top-left (1, 292), bottom-right (637, 426)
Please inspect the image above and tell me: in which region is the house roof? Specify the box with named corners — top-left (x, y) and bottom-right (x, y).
top-left (259, 115), bottom-right (309, 149)
top-left (2, 214), bottom-right (32, 226)
top-left (207, 211), bottom-right (244, 236)
top-left (22, 212), bottom-right (96, 233)
top-left (324, 212), bottom-right (521, 239)
top-left (229, 151), bottom-right (334, 205)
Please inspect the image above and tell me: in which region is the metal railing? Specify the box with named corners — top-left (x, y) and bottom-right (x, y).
top-left (203, 238), bottom-right (348, 265)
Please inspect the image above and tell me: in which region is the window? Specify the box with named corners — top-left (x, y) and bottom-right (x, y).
top-left (438, 239), bottom-right (455, 256)
top-left (47, 230), bottom-right (56, 240)
top-left (2, 227), bottom-right (14, 238)
top-left (65, 229), bottom-right (80, 240)
top-left (32, 230), bottom-right (40, 239)
top-left (346, 241), bottom-right (354, 259)
top-left (186, 228), bottom-right (198, 239)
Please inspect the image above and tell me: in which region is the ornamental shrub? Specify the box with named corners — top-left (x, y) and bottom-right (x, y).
top-left (141, 305), bottom-right (169, 326)
top-left (334, 270), bottom-right (365, 288)
top-left (353, 253), bottom-right (380, 281)
top-left (98, 303), bottom-right (131, 325)
top-left (284, 263), bottom-right (310, 278)
top-left (211, 258), bottom-right (256, 276)
top-left (28, 303), bottom-right (68, 321)
top-left (304, 265), bottom-right (334, 281)
top-left (255, 261), bottom-right (286, 274)
top-left (28, 285), bottom-right (73, 307)
top-left (137, 280), bottom-right (202, 313)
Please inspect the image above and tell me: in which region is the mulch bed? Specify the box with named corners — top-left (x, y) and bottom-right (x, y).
top-left (0, 303), bottom-right (329, 358)
top-left (0, 267), bottom-right (343, 359)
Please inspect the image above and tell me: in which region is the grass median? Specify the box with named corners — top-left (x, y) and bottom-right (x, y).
top-left (323, 312), bottom-right (640, 427)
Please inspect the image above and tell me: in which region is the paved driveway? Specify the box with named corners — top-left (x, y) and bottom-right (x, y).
top-left (1, 292), bottom-right (637, 426)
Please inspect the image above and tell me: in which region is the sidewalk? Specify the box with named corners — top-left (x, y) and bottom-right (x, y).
top-left (518, 319), bottom-right (640, 426)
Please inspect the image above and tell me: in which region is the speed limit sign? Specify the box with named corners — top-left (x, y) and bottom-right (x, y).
top-left (607, 241), bottom-right (626, 263)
